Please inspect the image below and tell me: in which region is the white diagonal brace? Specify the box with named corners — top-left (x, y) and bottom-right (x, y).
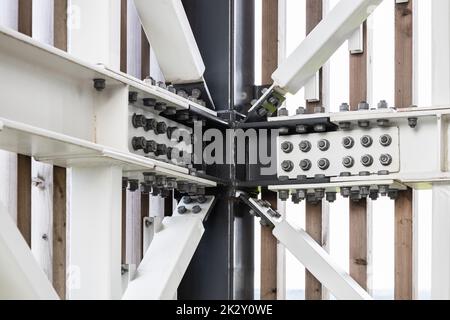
top-left (272, 0), bottom-right (383, 95)
top-left (0, 206), bottom-right (59, 300)
top-left (134, 0), bottom-right (205, 83)
top-left (122, 196), bottom-right (215, 300)
top-left (273, 222), bottom-right (372, 300)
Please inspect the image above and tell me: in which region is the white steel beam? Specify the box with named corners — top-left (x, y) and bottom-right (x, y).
top-left (0, 206), bottom-right (59, 300)
top-left (244, 196), bottom-right (372, 300)
top-left (68, 166), bottom-right (122, 300)
top-left (133, 0), bottom-right (205, 84)
top-left (273, 222), bottom-right (372, 300)
top-left (123, 196), bottom-right (215, 300)
top-left (272, 0), bottom-right (383, 95)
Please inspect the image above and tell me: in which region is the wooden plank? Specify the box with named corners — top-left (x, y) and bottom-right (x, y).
top-left (18, 0), bottom-right (32, 36)
top-left (305, 0), bottom-right (324, 301)
top-left (53, 3), bottom-right (68, 299)
top-left (120, 0), bottom-right (128, 73)
top-left (394, 0), bottom-right (413, 300)
top-left (17, 0), bottom-right (32, 249)
top-left (53, 166), bottom-right (66, 299)
top-left (54, 0), bottom-right (68, 51)
top-left (260, 189), bottom-right (278, 300)
top-left (260, 0), bottom-right (278, 301)
top-left (349, 22), bottom-right (369, 290)
top-left (141, 28), bottom-right (150, 80)
top-left (17, 154), bottom-right (32, 247)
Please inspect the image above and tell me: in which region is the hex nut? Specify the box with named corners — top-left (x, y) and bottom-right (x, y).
top-left (318, 158), bottom-right (330, 170)
top-left (281, 141), bottom-right (294, 154)
top-left (318, 139), bottom-right (330, 151)
top-left (343, 156), bottom-right (355, 168)
top-left (281, 160), bottom-right (294, 173)
top-left (178, 206), bottom-right (188, 215)
top-left (300, 159), bottom-right (312, 171)
top-left (380, 134), bottom-right (392, 147)
top-left (358, 101), bottom-right (370, 111)
top-left (340, 103), bottom-right (350, 112)
top-left (192, 206), bottom-right (202, 214)
top-left (343, 137), bottom-right (355, 149)
top-left (361, 135), bottom-right (373, 148)
top-left (361, 155), bottom-right (374, 167)
top-left (143, 98), bottom-right (156, 107)
top-left (299, 140), bottom-right (312, 152)
top-left (380, 154), bottom-right (393, 166)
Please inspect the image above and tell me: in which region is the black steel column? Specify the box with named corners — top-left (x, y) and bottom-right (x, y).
top-left (178, 0), bottom-right (255, 300)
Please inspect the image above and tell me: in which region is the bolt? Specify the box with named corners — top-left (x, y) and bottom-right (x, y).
top-left (340, 103), bottom-right (350, 112)
top-left (129, 91), bottom-right (138, 103)
top-left (380, 154), bottom-right (393, 166)
top-left (380, 134), bottom-right (392, 147)
top-left (145, 219), bottom-right (153, 228)
top-left (155, 144), bottom-right (168, 156)
top-left (296, 125), bottom-right (308, 134)
top-left (281, 142), bottom-right (294, 154)
top-left (177, 90), bottom-right (189, 99)
top-left (343, 156), bottom-right (355, 168)
top-left (93, 79), bottom-right (106, 91)
top-left (361, 135), bottom-right (373, 148)
top-left (42, 234), bottom-right (48, 241)
top-left (314, 124), bottom-right (327, 132)
top-left (299, 140), bottom-right (312, 152)
top-left (369, 188), bottom-right (379, 201)
top-left (359, 171), bottom-right (371, 176)
top-left (167, 85), bottom-right (177, 94)
top-left (176, 110), bottom-right (190, 121)
top-left (178, 206), bottom-right (188, 215)
top-left (192, 205), bottom-right (202, 214)
top-left (197, 196), bottom-right (207, 204)
top-left (143, 173), bottom-right (156, 184)
top-left (291, 192), bottom-right (301, 204)
top-left (128, 180), bottom-right (139, 192)
top-left (278, 190), bottom-right (289, 202)
top-left (155, 122), bottom-right (168, 135)
top-left (361, 155), bottom-right (374, 167)
top-left (360, 186), bottom-right (370, 198)
top-left (122, 177), bottom-right (129, 190)
top-left (143, 98), bottom-right (156, 107)
top-left (350, 187), bottom-right (362, 202)
top-left (341, 187), bottom-right (351, 198)
top-left (358, 120), bottom-right (370, 128)
top-left (184, 196), bottom-right (194, 204)
top-left (318, 139), bottom-right (330, 151)
top-left (164, 107), bottom-right (177, 116)
top-left (343, 137), bottom-right (355, 149)
top-left (191, 88), bottom-right (202, 99)
top-left (281, 160), bottom-right (294, 173)
top-left (155, 102), bottom-right (167, 112)
top-left (132, 114), bottom-right (148, 130)
top-left (296, 107), bottom-right (306, 115)
top-left (177, 182), bottom-right (189, 193)
top-left (339, 122), bottom-right (351, 130)
top-left (156, 176), bottom-right (167, 187)
top-left (408, 117), bottom-right (418, 128)
top-left (278, 108), bottom-right (289, 117)
top-left (315, 189), bottom-right (325, 200)
top-left (279, 127), bottom-right (290, 135)
top-left (326, 192), bottom-right (337, 203)
top-left (314, 106), bottom-right (325, 114)
top-left (379, 185), bottom-right (389, 196)
top-left (377, 119), bottom-right (390, 127)
top-left (388, 189), bottom-right (399, 200)
top-left (340, 172), bottom-right (351, 177)
top-left (300, 159), bottom-right (312, 171)
top-left (318, 158), bottom-right (330, 170)
top-left (378, 170), bottom-right (390, 176)
top-left (132, 137), bottom-right (147, 152)
top-left (166, 178), bottom-right (177, 189)
top-left (157, 81), bottom-right (167, 89)
top-left (307, 194), bottom-right (319, 205)
top-left (358, 101), bottom-right (370, 111)
top-left (378, 100), bottom-right (388, 109)
top-left (257, 107), bottom-right (268, 117)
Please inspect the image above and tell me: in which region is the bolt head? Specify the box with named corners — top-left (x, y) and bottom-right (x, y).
top-left (340, 103), bottom-right (350, 112)
top-left (178, 206), bottom-right (188, 215)
top-left (281, 160), bottom-right (294, 173)
top-left (318, 139), bottom-right (330, 151)
top-left (318, 158), bottom-right (330, 170)
top-left (296, 125), bottom-right (308, 134)
top-left (296, 107), bottom-right (306, 115)
top-left (281, 142), bottom-right (294, 154)
top-left (192, 205), bottom-right (202, 214)
top-left (361, 135), bottom-right (373, 148)
top-left (361, 155), bottom-right (374, 167)
top-left (300, 159), bottom-right (312, 171)
top-left (358, 101), bottom-right (370, 111)
top-left (299, 140), bottom-right (312, 152)
top-left (278, 108), bottom-right (289, 117)
top-left (380, 134), bottom-right (392, 147)
top-left (343, 156), bottom-right (354, 168)
top-left (343, 137), bottom-right (355, 149)
top-left (380, 154), bottom-right (393, 166)
top-left (378, 100), bottom-right (388, 109)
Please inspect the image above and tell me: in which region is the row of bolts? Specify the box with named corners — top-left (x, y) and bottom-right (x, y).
top-left (278, 100), bottom-right (419, 133)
